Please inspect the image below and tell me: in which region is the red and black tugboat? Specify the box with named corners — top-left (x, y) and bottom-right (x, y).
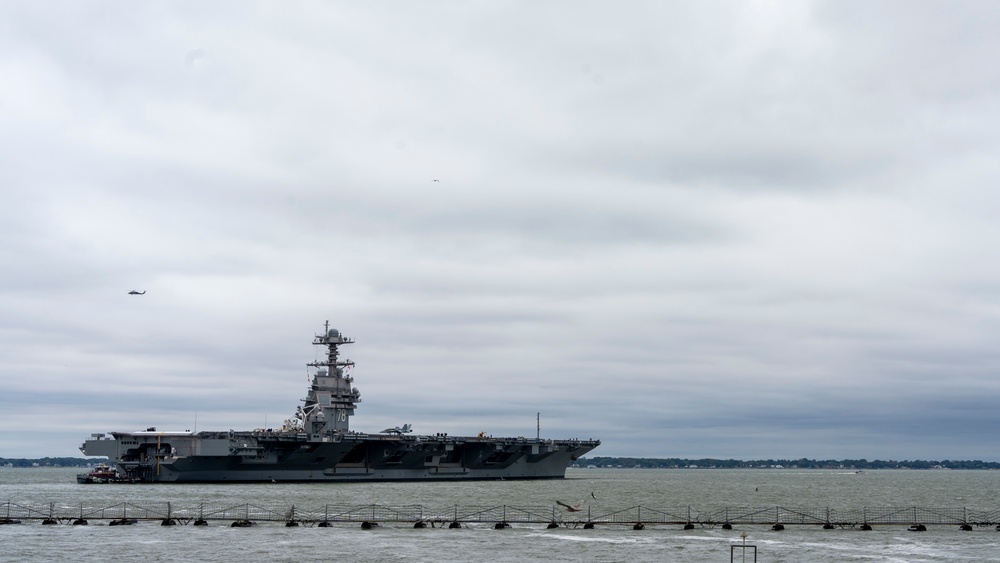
top-left (76, 462), bottom-right (119, 484)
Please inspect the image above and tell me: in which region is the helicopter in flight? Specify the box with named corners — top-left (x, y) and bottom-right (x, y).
top-left (127, 290), bottom-right (146, 295)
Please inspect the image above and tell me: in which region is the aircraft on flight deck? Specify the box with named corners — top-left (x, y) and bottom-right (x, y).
top-left (380, 423), bottom-right (412, 435)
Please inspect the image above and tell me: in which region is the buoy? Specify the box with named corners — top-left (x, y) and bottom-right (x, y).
top-left (161, 519), bottom-right (177, 526)
top-left (448, 521), bottom-right (461, 529)
top-left (583, 522), bottom-right (595, 529)
top-left (907, 524), bottom-right (926, 532)
top-left (722, 523), bottom-right (733, 530)
top-left (771, 523), bottom-right (785, 531)
top-left (683, 523), bottom-right (695, 530)
top-left (231, 520), bottom-right (254, 527)
top-left (546, 522), bottom-right (559, 529)
top-left (494, 521), bottom-right (511, 529)
top-left (960, 523), bottom-right (973, 531)
top-left (285, 521), bottom-right (299, 527)
top-left (414, 521), bottom-right (427, 528)
top-left (860, 523), bottom-right (872, 530)
top-left (823, 523), bottom-right (835, 529)
top-left (193, 519), bottom-right (208, 526)
top-left (633, 522), bottom-right (645, 530)
top-left (361, 521), bottom-right (378, 529)
top-left (72, 519), bottom-right (88, 526)
top-left (42, 518), bottom-right (58, 525)
top-left (318, 521), bottom-right (332, 527)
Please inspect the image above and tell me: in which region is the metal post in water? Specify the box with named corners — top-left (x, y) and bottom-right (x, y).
top-left (730, 531), bottom-right (757, 563)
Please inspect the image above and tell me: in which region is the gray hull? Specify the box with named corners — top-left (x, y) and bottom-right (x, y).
top-left (82, 431), bottom-right (599, 482)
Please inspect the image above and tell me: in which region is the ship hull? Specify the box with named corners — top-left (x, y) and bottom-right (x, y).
top-left (81, 430), bottom-right (599, 483)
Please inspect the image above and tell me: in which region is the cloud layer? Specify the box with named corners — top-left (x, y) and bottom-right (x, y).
top-left (3, 1), bottom-right (1000, 460)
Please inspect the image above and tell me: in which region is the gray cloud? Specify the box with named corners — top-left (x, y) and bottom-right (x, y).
top-left (2, 1), bottom-right (1000, 462)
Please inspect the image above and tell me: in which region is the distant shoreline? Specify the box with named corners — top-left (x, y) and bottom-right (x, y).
top-left (575, 457), bottom-right (1000, 470)
top-left (5, 456), bottom-right (998, 471)
top-left (0, 457), bottom-right (107, 468)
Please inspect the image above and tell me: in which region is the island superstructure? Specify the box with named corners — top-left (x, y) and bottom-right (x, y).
top-left (80, 321), bottom-right (599, 482)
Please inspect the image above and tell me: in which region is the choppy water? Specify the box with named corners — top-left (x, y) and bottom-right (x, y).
top-left (4, 467), bottom-right (1000, 562)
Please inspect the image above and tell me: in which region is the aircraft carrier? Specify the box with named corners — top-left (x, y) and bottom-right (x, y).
top-left (80, 321), bottom-right (599, 482)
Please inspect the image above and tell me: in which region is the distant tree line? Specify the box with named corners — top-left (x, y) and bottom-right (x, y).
top-left (577, 457), bottom-right (1000, 470)
top-left (0, 457), bottom-right (101, 468)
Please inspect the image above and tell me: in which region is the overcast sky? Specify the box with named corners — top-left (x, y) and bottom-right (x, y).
top-left (3, 1), bottom-right (1000, 461)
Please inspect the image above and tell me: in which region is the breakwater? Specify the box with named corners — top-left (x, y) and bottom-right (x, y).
top-left (4, 501), bottom-right (1000, 530)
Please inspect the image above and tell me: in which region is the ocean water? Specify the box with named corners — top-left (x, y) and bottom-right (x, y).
top-left (3, 467), bottom-right (1000, 562)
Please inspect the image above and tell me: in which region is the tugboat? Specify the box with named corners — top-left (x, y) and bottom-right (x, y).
top-left (79, 321), bottom-right (599, 482)
top-left (76, 462), bottom-right (118, 484)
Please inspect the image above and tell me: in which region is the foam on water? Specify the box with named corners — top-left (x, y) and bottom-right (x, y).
top-left (528, 531), bottom-right (657, 544)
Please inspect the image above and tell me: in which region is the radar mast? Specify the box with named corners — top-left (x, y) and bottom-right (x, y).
top-left (299, 321), bottom-right (360, 434)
